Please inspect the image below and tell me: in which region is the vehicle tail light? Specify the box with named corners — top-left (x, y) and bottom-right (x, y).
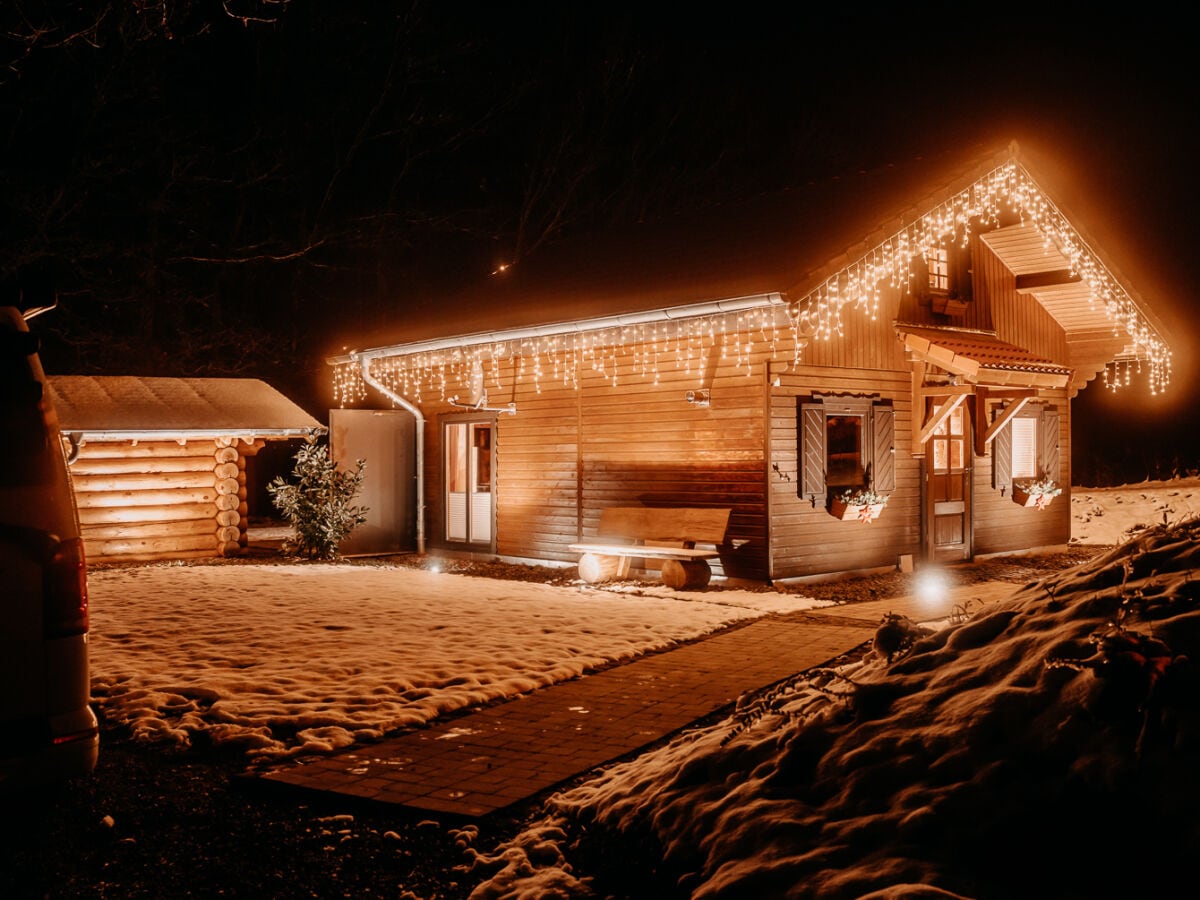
top-left (52, 724), bottom-right (100, 746)
top-left (44, 536), bottom-right (89, 638)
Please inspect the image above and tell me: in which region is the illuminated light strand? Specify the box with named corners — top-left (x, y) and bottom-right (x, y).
top-left (332, 163), bottom-right (1170, 407)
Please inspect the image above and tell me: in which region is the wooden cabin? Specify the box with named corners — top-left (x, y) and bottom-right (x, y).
top-left (47, 376), bottom-right (325, 563)
top-left (325, 142), bottom-right (1172, 583)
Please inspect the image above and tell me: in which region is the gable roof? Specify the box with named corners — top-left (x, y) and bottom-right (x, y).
top-left (330, 141), bottom-right (1170, 397)
top-left (47, 376), bottom-right (326, 441)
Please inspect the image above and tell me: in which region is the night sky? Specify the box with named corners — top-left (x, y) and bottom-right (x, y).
top-left (3, 2), bottom-right (1196, 481)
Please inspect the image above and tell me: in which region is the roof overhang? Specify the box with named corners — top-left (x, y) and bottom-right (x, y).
top-left (63, 427), bottom-right (325, 443)
top-left (47, 376), bottom-right (327, 439)
top-left (898, 326), bottom-right (1073, 390)
top-left (327, 293), bottom-right (786, 365)
top-left (979, 222), bottom-right (1146, 389)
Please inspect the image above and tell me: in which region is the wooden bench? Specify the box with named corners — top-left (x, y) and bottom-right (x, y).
top-left (569, 506), bottom-right (731, 590)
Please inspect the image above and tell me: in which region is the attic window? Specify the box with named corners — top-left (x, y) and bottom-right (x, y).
top-left (926, 247), bottom-right (950, 293)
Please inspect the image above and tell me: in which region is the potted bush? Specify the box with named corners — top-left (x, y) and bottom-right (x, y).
top-left (829, 487), bottom-right (888, 524)
top-left (1012, 476), bottom-right (1062, 510)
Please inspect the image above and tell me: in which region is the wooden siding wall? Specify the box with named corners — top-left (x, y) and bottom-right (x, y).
top-left (971, 390), bottom-right (1073, 555)
top-left (409, 284), bottom-right (937, 581)
top-left (70, 437), bottom-right (259, 563)
top-left (769, 366), bottom-right (918, 579)
top-left (419, 339), bottom-right (775, 578)
top-left (397, 244), bottom-right (1080, 581)
top-left (498, 383), bottom-right (580, 563)
top-left (576, 347), bottom-right (769, 579)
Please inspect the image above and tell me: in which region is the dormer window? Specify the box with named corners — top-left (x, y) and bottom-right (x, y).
top-left (926, 247), bottom-right (950, 293)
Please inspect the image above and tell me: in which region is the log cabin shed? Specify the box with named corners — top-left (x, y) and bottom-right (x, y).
top-left (327, 141), bottom-right (1172, 583)
top-left (46, 376), bottom-right (325, 563)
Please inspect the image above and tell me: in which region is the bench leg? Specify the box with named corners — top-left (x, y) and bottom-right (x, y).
top-left (660, 559), bottom-right (712, 590)
top-left (578, 553), bottom-right (631, 584)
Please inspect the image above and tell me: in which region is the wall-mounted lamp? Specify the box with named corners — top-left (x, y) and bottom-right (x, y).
top-left (685, 389), bottom-right (710, 407)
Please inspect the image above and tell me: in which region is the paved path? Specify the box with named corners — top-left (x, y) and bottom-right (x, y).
top-left (256, 581), bottom-right (1017, 818)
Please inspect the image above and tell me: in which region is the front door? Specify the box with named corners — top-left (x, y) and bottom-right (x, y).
top-left (444, 418), bottom-right (494, 548)
top-left (926, 402), bottom-right (971, 561)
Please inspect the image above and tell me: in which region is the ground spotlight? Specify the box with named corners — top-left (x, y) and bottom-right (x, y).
top-left (915, 567), bottom-right (949, 607)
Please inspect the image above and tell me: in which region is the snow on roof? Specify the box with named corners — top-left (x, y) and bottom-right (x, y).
top-left (47, 375), bottom-right (326, 439)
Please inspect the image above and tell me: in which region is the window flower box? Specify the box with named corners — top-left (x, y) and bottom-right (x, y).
top-left (829, 489), bottom-right (888, 524)
top-left (1012, 477), bottom-right (1061, 510)
top-left (931, 294), bottom-right (970, 316)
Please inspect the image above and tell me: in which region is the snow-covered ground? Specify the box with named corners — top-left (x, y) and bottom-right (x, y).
top-left (87, 564), bottom-right (823, 759)
top-left (458, 482), bottom-right (1200, 899)
top-left (86, 478), bottom-right (1200, 898)
top-left (1070, 478), bottom-right (1200, 545)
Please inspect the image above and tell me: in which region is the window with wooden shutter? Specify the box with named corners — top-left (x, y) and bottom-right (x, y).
top-left (797, 397), bottom-right (894, 504)
top-left (993, 404), bottom-right (1060, 493)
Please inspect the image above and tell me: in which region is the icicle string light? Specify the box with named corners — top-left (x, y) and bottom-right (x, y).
top-left (333, 162), bottom-right (1171, 406)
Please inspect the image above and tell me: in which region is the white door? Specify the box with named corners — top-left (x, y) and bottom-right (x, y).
top-left (445, 419), bottom-right (493, 546)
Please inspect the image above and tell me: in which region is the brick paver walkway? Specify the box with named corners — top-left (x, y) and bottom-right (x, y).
top-left (257, 581), bottom-right (1016, 818)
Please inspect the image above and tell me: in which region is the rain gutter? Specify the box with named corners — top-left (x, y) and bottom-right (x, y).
top-left (327, 293), bottom-right (785, 365)
top-left (354, 352), bottom-right (426, 555)
top-left (62, 427), bottom-right (326, 442)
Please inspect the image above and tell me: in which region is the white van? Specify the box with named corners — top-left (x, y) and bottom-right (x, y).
top-left (0, 306), bottom-right (99, 793)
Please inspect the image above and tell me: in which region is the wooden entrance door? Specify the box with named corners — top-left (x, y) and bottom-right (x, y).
top-left (926, 402), bottom-right (971, 561)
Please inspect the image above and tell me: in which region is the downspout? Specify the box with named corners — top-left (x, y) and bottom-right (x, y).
top-left (355, 353), bottom-right (426, 555)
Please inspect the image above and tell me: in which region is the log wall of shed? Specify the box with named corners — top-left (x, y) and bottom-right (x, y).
top-left (69, 438), bottom-right (259, 563)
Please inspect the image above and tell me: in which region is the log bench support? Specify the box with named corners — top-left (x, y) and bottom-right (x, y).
top-left (569, 507), bottom-right (731, 590)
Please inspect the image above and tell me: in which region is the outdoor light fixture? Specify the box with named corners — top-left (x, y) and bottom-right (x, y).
top-left (685, 389), bottom-right (710, 407)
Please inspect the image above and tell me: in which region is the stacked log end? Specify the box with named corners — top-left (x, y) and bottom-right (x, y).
top-left (71, 436), bottom-right (265, 564)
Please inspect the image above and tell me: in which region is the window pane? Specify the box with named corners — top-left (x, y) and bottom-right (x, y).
top-left (826, 415), bottom-right (864, 487)
top-left (472, 424), bottom-right (492, 493)
top-left (933, 438), bottom-right (948, 471)
top-left (926, 247), bottom-right (949, 291)
top-left (1011, 417), bottom-right (1038, 479)
top-left (447, 423), bottom-right (467, 493)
